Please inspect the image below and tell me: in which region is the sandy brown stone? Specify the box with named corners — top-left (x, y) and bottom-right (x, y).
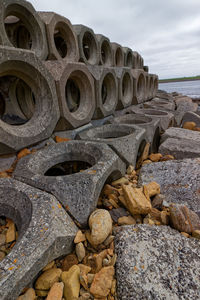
top-left (183, 121), bottom-right (196, 130)
top-left (143, 182), bottom-right (160, 200)
top-left (61, 265), bottom-right (80, 300)
top-left (76, 242), bottom-right (86, 262)
top-left (74, 230), bottom-right (86, 244)
top-left (17, 288), bottom-right (36, 300)
top-left (148, 153), bottom-right (162, 162)
top-left (192, 230), bottom-right (200, 239)
top-left (118, 215), bottom-right (136, 225)
top-left (61, 254), bottom-right (78, 271)
top-left (46, 282), bottom-right (64, 300)
top-left (90, 266), bottom-right (114, 298)
top-left (35, 268), bottom-right (62, 291)
top-left (6, 219), bottom-right (16, 243)
top-left (42, 261), bottom-right (55, 272)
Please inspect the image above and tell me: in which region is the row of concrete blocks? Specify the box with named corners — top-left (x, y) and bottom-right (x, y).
top-left (0, 0), bottom-right (145, 69)
top-left (0, 46), bottom-right (158, 154)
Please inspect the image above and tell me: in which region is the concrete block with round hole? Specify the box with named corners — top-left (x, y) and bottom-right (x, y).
top-left (0, 46), bottom-right (59, 154)
top-left (123, 47), bottom-right (134, 68)
top-left (111, 42), bottom-right (124, 67)
top-left (73, 24), bottom-right (99, 65)
top-left (0, 178), bottom-right (77, 300)
top-left (44, 61), bottom-right (95, 130)
top-left (144, 97), bottom-right (176, 111)
top-left (96, 34), bottom-right (113, 66)
top-left (131, 69), bottom-right (146, 104)
top-left (87, 65), bottom-right (118, 119)
top-left (0, 0), bottom-right (48, 60)
top-left (14, 140), bottom-right (126, 227)
top-left (77, 124), bottom-right (147, 167)
top-left (38, 12), bottom-right (79, 62)
top-left (106, 114), bottom-right (160, 153)
top-left (152, 74), bottom-right (158, 98)
top-left (115, 67), bottom-right (133, 109)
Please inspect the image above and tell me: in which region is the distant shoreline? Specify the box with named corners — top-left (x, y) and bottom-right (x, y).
top-left (159, 77), bottom-right (200, 83)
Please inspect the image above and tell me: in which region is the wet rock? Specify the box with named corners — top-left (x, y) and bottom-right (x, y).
top-left (35, 268), bottom-right (62, 291)
top-left (90, 266), bottom-right (114, 298)
top-left (46, 282), bottom-right (64, 300)
top-left (61, 265), bottom-right (80, 300)
top-left (114, 225), bottom-right (200, 300)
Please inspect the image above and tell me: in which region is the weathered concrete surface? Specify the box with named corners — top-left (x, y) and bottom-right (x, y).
top-left (111, 42), bottom-right (124, 67)
top-left (0, 178), bottom-right (77, 300)
top-left (159, 137), bottom-right (200, 159)
top-left (123, 47), bottom-right (134, 68)
top-left (131, 69), bottom-right (146, 104)
top-left (0, 153), bottom-right (16, 171)
top-left (181, 111), bottom-right (200, 127)
top-left (14, 141), bottom-right (126, 226)
top-left (139, 158), bottom-right (200, 213)
top-left (115, 68), bottom-right (133, 109)
top-left (144, 97), bottom-right (175, 111)
top-left (96, 34), bottom-right (113, 66)
top-left (114, 225), bottom-right (200, 300)
top-left (161, 127), bottom-right (200, 144)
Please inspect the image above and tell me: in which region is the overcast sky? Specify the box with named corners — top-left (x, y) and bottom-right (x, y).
top-left (29, 0), bottom-right (200, 79)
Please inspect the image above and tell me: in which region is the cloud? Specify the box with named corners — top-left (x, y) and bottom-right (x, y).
top-left (29, 0), bottom-right (200, 79)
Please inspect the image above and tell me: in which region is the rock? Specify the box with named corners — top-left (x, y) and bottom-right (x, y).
top-left (61, 265), bottom-right (80, 300)
top-left (83, 250), bottom-right (108, 273)
top-left (74, 230), bottom-right (86, 244)
top-left (181, 232), bottom-right (190, 238)
top-left (42, 261), bottom-right (55, 271)
top-left (87, 209), bottom-right (112, 246)
top-left (109, 208), bottom-right (130, 223)
top-left (126, 165), bottom-right (135, 175)
top-left (118, 215), bottom-right (136, 225)
top-left (122, 185), bottom-right (152, 215)
top-left (114, 225), bottom-right (200, 300)
top-left (90, 266), bottom-right (114, 298)
top-left (183, 121), bottom-right (196, 130)
top-left (0, 251), bottom-right (5, 262)
top-left (76, 242), bottom-right (86, 262)
top-left (142, 159), bottom-right (152, 165)
top-left (111, 177), bottom-right (129, 186)
top-left (192, 230), bottom-right (200, 239)
top-left (17, 288), bottom-right (36, 300)
top-left (143, 181), bottom-right (160, 200)
top-left (103, 235), bottom-right (114, 246)
top-left (87, 273), bottom-right (94, 284)
top-left (161, 127), bottom-right (200, 144)
top-left (0, 233), bottom-right (6, 247)
top-left (35, 268), bottom-right (62, 291)
top-left (160, 210), bottom-right (169, 225)
top-left (139, 158), bottom-right (200, 213)
top-left (78, 264), bottom-right (91, 275)
top-left (159, 154), bottom-right (175, 161)
top-left (148, 153), bottom-right (162, 162)
top-left (5, 219), bottom-right (16, 243)
top-left (36, 290), bottom-right (48, 297)
top-left (46, 282), bottom-right (64, 300)
top-left (61, 254), bottom-right (78, 271)
top-left (169, 204), bottom-right (200, 234)
top-left (151, 194), bottom-right (165, 209)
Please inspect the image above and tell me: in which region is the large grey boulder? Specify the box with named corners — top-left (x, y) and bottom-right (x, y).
top-left (114, 225), bottom-right (200, 300)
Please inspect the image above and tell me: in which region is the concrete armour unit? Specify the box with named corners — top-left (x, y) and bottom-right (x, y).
top-left (77, 124), bottom-right (147, 167)
top-left (96, 34), bottom-right (113, 66)
top-left (137, 108), bottom-right (174, 131)
top-left (175, 96), bottom-right (198, 112)
top-left (115, 67), bottom-right (133, 109)
top-left (0, 178), bottom-right (77, 300)
top-left (139, 158), bottom-right (200, 212)
top-left (114, 225), bottom-right (200, 300)
top-left (14, 140), bottom-right (126, 227)
top-left (107, 114), bottom-right (160, 153)
top-left (0, 0), bottom-right (48, 60)
top-left (181, 111), bottom-right (200, 127)
top-left (152, 74), bottom-right (158, 98)
top-left (44, 61), bottom-right (95, 130)
top-left (73, 24), bottom-right (99, 65)
top-left (0, 46), bottom-right (59, 154)
top-left (111, 42), bottom-right (124, 67)
top-left (144, 97), bottom-right (176, 111)
top-left (160, 127), bottom-right (200, 144)
top-left (87, 65), bottom-right (118, 119)
top-left (123, 47), bottom-right (134, 68)
top-left (131, 69), bottom-right (146, 104)
top-left (38, 12), bottom-right (79, 62)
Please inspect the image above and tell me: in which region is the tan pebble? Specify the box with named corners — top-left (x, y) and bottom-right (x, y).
top-left (76, 242), bottom-right (86, 262)
top-left (118, 215), bottom-right (136, 225)
top-left (61, 254), bottom-right (78, 271)
top-left (192, 230), bottom-right (200, 239)
top-left (103, 235), bottom-right (114, 246)
top-left (46, 282), bottom-right (64, 300)
top-left (42, 261), bottom-right (55, 271)
top-left (126, 165), bottom-right (135, 175)
top-left (133, 214), bottom-right (143, 224)
top-left (161, 210), bottom-right (169, 225)
top-left (87, 273), bottom-right (95, 284)
top-left (61, 265), bottom-right (80, 300)
top-left (110, 254), bottom-right (117, 266)
top-left (148, 153), bottom-right (162, 162)
top-left (79, 292), bottom-right (92, 299)
top-left (194, 127), bottom-right (200, 131)
top-left (159, 154), bottom-right (175, 161)
top-left (111, 279), bottom-right (116, 295)
top-left (78, 264), bottom-right (91, 275)
top-left (35, 268), bottom-right (62, 290)
top-left (143, 182), bottom-right (160, 200)
top-left (108, 197), bottom-right (119, 208)
top-left (136, 142), bottom-right (150, 168)
top-left (80, 273), bottom-right (89, 290)
top-left (111, 177), bottom-right (129, 186)
top-left (17, 288), bottom-right (36, 300)
top-left (6, 219), bottom-right (16, 243)
top-left (35, 289), bottom-right (48, 297)
top-left (149, 208), bottom-right (161, 221)
top-left (142, 159), bottom-right (152, 165)
top-left (90, 266), bottom-right (114, 298)
top-left (181, 232), bottom-right (190, 238)
top-left (74, 230), bottom-right (86, 244)
top-left (118, 195), bottom-right (126, 206)
top-left (183, 121), bottom-right (196, 130)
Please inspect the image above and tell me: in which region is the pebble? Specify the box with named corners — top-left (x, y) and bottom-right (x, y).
top-left (61, 254), bottom-right (78, 271)
top-left (118, 215), bottom-right (136, 225)
top-left (76, 242), bottom-right (86, 262)
top-left (148, 153), bottom-right (162, 162)
top-left (35, 268), bottom-right (62, 291)
top-left (90, 266), bottom-right (114, 298)
top-left (17, 288), bottom-right (36, 300)
top-left (74, 230), bottom-right (86, 244)
top-left (61, 265), bottom-right (80, 300)
top-left (46, 282), bottom-right (64, 300)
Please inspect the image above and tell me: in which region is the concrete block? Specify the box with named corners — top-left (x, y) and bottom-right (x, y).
top-left (161, 127), bottom-right (200, 144)
top-left (123, 47), bottom-right (134, 68)
top-left (131, 69), bottom-right (146, 104)
top-left (44, 61), bottom-right (95, 130)
top-left (87, 65), bottom-right (118, 119)
top-left (156, 90), bottom-right (173, 101)
top-left (0, 46), bottom-right (60, 154)
top-left (111, 42), bottom-right (124, 67)
top-left (96, 34), bottom-right (113, 66)
top-left (77, 124), bottom-right (147, 167)
top-left (14, 140), bottom-right (126, 227)
top-left (114, 225), bottom-right (200, 300)
top-left (181, 111), bottom-right (200, 127)
top-left (73, 24), bottom-right (99, 65)
top-left (0, 153), bottom-right (16, 171)
top-left (139, 157), bottom-right (200, 213)
top-left (144, 97), bottom-right (176, 111)
top-left (0, 0), bottom-right (48, 59)
top-left (175, 96), bottom-right (198, 112)
top-left (107, 113), bottom-right (160, 152)
top-left (159, 137), bottom-right (200, 159)
top-left (115, 67), bottom-right (133, 109)
top-left (53, 123), bottom-right (93, 140)
top-left (132, 51), bottom-right (140, 69)
top-left (38, 12), bottom-right (79, 62)
top-left (0, 178), bottom-right (77, 300)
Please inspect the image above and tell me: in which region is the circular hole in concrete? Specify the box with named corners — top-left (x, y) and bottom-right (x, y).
top-left (101, 40), bottom-right (111, 65)
top-left (54, 29), bottom-right (68, 58)
top-left (152, 127), bottom-right (160, 152)
top-left (65, 78), bottom-right (81, 113)
top-left (4, 15), bottom-right (32, 50)
top-left (122, 73), bottom-right (132, 104)
top-left (136, 139), bottom-right (146, 162)
top-left (115, 115), bottom-right (152, 125)
top-left (101, 73), bottom-right (116, 107)
top-left (115, 47), bottom-right (123, 66)
top-left (0, 92), bottom-right (6, 116)
top-left (126, 51), bottom-right (133, 67)
top-left (44, 160), bottom-right (92, 176)
top-left (82, 31), bottom-right (97, 63)
top-left (0, 75), bottom-right (35, 125)
top-left (137, 74), bottom-right (145, 99)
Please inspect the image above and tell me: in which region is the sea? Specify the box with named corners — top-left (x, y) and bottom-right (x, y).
top-left (159, 80), bottom-right (200, 99)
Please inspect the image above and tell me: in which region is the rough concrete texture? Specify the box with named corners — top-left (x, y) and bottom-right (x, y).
top-left (114, 224), bottom-right (200, 300)
top-left (0, 153), bottom-right (16, 171)
top-left (106, 113), bottom-right (160, 152)
top-left (131, 69), bottom-right (146, 104)
top-left (44, 61), bottom-right (95, 130)
top-left (159, 137), bottom-right (200, 159)
top-left (115, 67), bottom-right (133, 109)
top-left (0, 46), bottom-right (60, 154)
top-left (161, 127), bottom-right (200, 144)
top-left (139, 158), bottom-right (200, 212)
top-left (88, 66), bottom-right (118, 119)
top-left (0, 178), bottom-right (77, 300)
top-left (78, 124), bottom-right (147, 167)
top-left (123, 47), bottom-right (134, 68)
top-left (111, 42), bottom-right (124, 67)
top-left (73, 24), bottom-right (99, 65)
top-left (0, 0), bottom-right (48, 59)
top-left (181, 111), bottom-right (200, 127)
top-left (96, 34), bottom-right (113, 66)
top-left (156, 89), bottom-right (174, 101)
top-left (14, 140), bottom-right (126, 226)
top-left (38, 12), bottom-right (79, 62)
top-left (144, 97), bottom-right (176, 111)
top-left (53, 123), bottom-right (93, 140)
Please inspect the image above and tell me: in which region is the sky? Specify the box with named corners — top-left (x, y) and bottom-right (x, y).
top-left (29, 0), bottom-right (200, 79)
